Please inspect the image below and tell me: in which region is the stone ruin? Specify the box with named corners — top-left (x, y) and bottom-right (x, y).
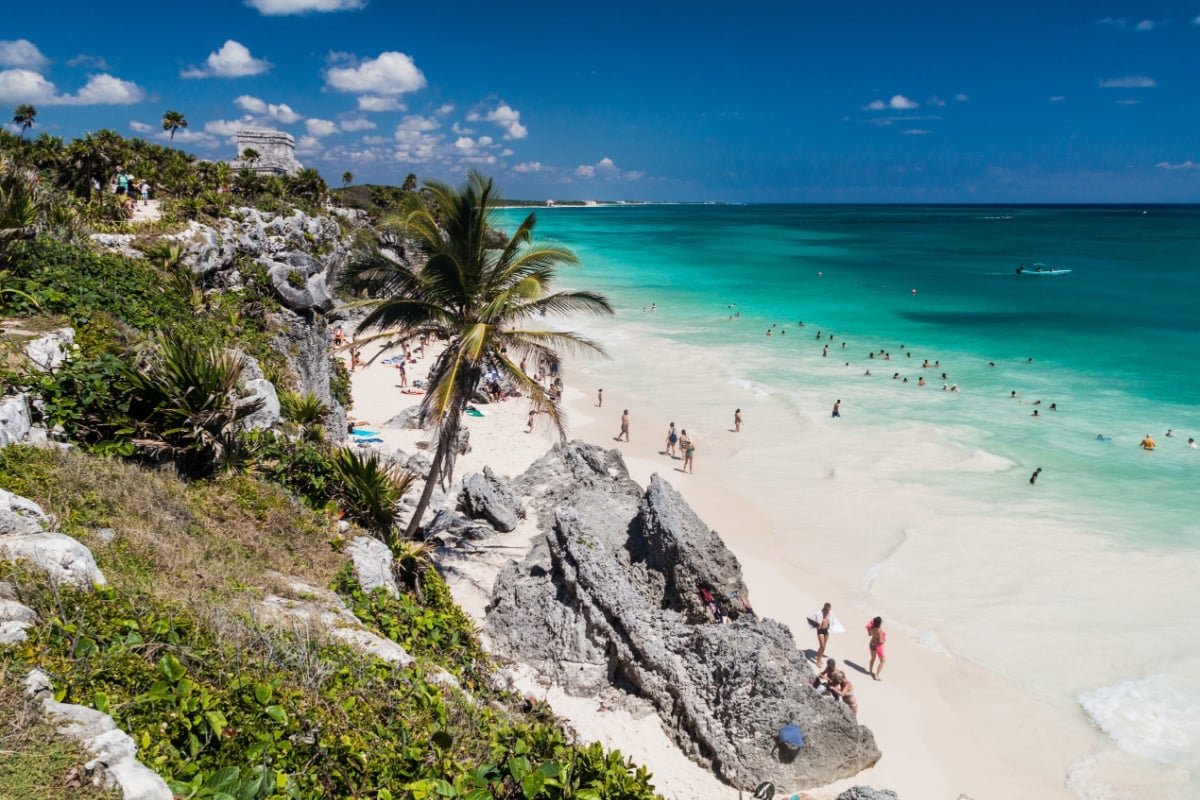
top-left (230, 130), bottom-right (303, 176)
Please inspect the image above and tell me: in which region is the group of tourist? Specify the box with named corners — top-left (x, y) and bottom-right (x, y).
top-left (809, 603), bottom-right (888, 719)
top-left (112, 169), bottom-right (150, 215)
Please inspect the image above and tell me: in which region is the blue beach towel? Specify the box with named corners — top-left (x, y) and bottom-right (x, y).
top-left (778, 723), bottom-right (804, 751)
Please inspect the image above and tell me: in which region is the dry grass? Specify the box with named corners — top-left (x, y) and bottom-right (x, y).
top-left (0, 447), bottom-right (348, 612)
top-left (0, 663), bottom-right (121, 800)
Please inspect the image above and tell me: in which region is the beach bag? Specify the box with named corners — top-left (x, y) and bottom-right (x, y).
top-left (753, 781), bottom-right (776, 800)
top-left (778, 723), bottom-right (805, 751)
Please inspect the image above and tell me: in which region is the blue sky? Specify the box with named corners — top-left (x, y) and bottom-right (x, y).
top-left (3, 0), bottom-right (1199, 201)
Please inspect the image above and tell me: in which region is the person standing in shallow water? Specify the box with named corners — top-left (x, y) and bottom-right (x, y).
top-left (867, 616), bottom-right (886, 680)
top-left (616, 409), bottom-right (630, 442)
top-left (832, 399), bottom-right (841, 418)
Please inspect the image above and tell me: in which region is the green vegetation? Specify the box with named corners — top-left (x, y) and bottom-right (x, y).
top-left (341, 171), bottom-right (613, 536)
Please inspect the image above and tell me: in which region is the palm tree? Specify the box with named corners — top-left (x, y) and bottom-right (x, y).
top-left (241, 148), bottom-right (260, 165)
top-left (401, 173), bottom-right (418, 193)
top-left (12, 105), bottom-right (36, 139)
top-left (340, 171), bottom-right (613, 537)
top-left (342, 171), bottom-right (353, 190)
top-left (161, 110), bottom-right (188, 142)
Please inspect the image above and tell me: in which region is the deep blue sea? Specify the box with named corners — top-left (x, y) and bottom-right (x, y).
top-left (497, 204), bottom-right (1200, 797)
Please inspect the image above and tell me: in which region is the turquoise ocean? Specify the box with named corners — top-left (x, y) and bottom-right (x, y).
top-left (498, 204), bottom-right (1200, 797)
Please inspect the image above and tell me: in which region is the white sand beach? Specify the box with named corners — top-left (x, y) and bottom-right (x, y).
top-left (340, 332), bottom-right (1168, 800)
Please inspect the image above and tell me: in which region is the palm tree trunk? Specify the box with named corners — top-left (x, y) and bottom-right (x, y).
top-left (404, 433), bottom-right (449, 539)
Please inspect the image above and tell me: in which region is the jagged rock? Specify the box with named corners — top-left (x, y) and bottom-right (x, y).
top-left (405, 452), bottom-right (432, 479)
top-left (423, 508), bottom-right (496, 541)
top-left (384, 406), bottom-right (426, 430)
top-left (459, 467), bottom-right (524, 533)
top-left (270, 314), bottom-right (347, 443)
top-left (0, 487), bottom-right (51, 535)
top-left (0, 393), bottom-right (33, 447)
top-left (258, 593), bottom-right (412, 666)
top-left (347, 536), bottom-right (398, 597)
top-left (0, 533), bottom-right (107, 587)
top-left (233, 353), bottom-right (281, 430)
top-left (0, 597), bottom-right (37, 644)
top-left (24, 328), bottom-right (74, 371)
top-left (486, 442), bottom-right (879, 791)
top-left (837, 788), bottom-right (900, 800)
top-left (264, 258), bottom-right (335, 313)
top-left (177, 220), bottom-right (238, 277)
top-left (89, 232), bottom-right (143, 259)
top-left (25, 669), bottom-right (173, 800)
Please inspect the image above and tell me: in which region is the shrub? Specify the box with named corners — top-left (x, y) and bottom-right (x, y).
top-left (330, 448), bottom-right (413, 547)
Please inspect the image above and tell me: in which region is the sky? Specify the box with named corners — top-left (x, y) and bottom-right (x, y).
top-left (2, 0), bottom-right (1199, 202)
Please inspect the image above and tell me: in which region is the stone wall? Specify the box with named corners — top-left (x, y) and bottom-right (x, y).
top-left (231, 130), bottom-right (302, 176)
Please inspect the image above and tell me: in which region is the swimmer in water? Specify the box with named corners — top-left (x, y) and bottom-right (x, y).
top-left (1141, 434), bottom-right (1156, 451)
top-left (1189, 438), bottom-right (1197, 449)
top-left (1029, 467), bottom-right (1042, 485)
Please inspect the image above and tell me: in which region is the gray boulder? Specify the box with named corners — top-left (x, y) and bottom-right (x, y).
top-left (0, 597), bottom-right (37, 644)
top-left (264, 259), bottom-right (335, 313)
top-left (177, 221), bottom-right (238, 277)
top-left (837, 788), bottom-right (900, 800)
top-left (423, 508), bottom-right (496, 541)
top-left (459, 467), bottom-right (525, 533)
top-left (0, 532), bottom-right (107, 587)
top-left (0, 487), bottom-right (51, 535)
top-left (234, 353), bottom-right (281, 430)
top-left (384, 406), bottom-right (426, 430)
top-left (486, 442), bottom-right (879, 791)
top-left (24, 328), bottom-right (74, 371)
top-left (346, 536), bottom-right (398, 597)
top-left (269, 315), bottom-right (347, 442)
top-left (0, 394), bottom-right (33, 447)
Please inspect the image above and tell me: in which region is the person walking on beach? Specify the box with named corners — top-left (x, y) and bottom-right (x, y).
top-left (734, 408), bottom-right (743, 433)
top-left (680, 430), bottom-right (694, 473)
top-left (665, 422), bottom-right (678, 458)
top-left (832, 399), bottom-right (841, 419)
top-left (616, 409), bottom-right (630, 442)
top-left (596, 388), bottom-right (603, 408)
top-left (526, 409), bottom-right (535, 433)
top-left (866, 616), bottom-right (886, 680)
top-left (814, 602), bottom-right (833, 666)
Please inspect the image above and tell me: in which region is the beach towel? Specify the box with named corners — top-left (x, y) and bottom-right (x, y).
top-left (806, 609), bottom-right (846, 634)
top-left (778, 724), bottom-right (804, 751)
top-left (465, 407), bottom-right (486, 418)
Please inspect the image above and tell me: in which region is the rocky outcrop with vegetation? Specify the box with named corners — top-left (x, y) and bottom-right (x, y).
top-left (487, 442), bottom-right (881, 791)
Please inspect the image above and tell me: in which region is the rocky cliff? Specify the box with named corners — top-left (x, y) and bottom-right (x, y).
top-left (485, 442), bottom-right (881, 791)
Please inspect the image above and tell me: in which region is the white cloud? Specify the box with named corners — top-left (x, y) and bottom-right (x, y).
top-left (392, 114), bottom-right (442, 162)
top-left (863, 94), bottom-right (918, 111)
top-left (0, 69), bottom-right (57, 103)
top-left (0, 69), bottom-right (146, 105)
top-left (1099, 76), bottom-right (1156, 88)
top-left (1194, 15), bottom-right (1200, 25)
top-left (1115, 99), bottom-right (1141, 105)
top-left (395, 115), bottom-right (439, 134)
top-left (181, 40), bottom-right (271, 79)
top-left (1134, 19), bottom-right (1162, 31)
top-left (902, 129), bottom-right (930, 135)
top-left (1156, 161), bottom-right (1199, 170)
top-left (1050, 95), bottom-right (1066, 102)
top-left (466, 102), bottom-right (528, 139)
top-left (246, 0), bottom-right (365, 14)
top-left (928, 96), bottom-right (946, 107)
top-left (324, 51), bottom-right (425, 95)
top-left (295, 135), bottom-right (324, 155)
top-left (306, 118), bottom-right (339, 137)
top-left (1099, 17), bottom-right (1164, 31)
top-left (360, 135), bottom-right (388, 145)
top-left (574, 157), bottom-right (642, 181)
top-left (500, 148), bottom-right (513, 157)
top-left (954, 93), bottom-right (969, 102)
top-left (156, 128), bottom-right (219, 148)
top-left (67, 54), bottom-right (109, 70)
top-left (0, 39), bottom-right (50, 70)
top-left (454, 136), bottom-right (475, 151)
top-left (513, 161), bottom-right (544, 173)
top-left (356, 95), bottom-right (405, 112)
top-left (235, 95), bottom-right (302, 124)
top-left (339, 116), bottom-right (376, 132)
top-left (451, 122), bottom-right (475, 135)
top-left (129, 121), bottom-right (154, 134)
top-left (435, 103), bottom-right (455, 116)
top-left (205, 117), bottom-right (258, 136)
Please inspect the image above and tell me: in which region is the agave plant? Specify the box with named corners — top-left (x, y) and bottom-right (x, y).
top-left (391, 539), bottom-right (434, 598)
top-left (278, 390), bottom-right (328, 440)
top-left (331, 448), bottom-right (414, 550)
top-left (121, 333), bottom-right (264, 477)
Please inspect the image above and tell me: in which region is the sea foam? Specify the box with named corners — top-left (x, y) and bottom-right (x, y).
top-left (1078, 674), bottom-right (1200, 765)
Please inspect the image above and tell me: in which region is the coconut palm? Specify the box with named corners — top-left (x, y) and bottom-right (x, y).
top-left (401, 173), bottom-right (418, 193)
top-left (161, 110), bottom-right (188, 142)
top-left (340, 171), bottom-right (613, 537)
top-left (12, 105), bottom-right (36, 139)
top-left (342, 171), bottom-right (353, 190)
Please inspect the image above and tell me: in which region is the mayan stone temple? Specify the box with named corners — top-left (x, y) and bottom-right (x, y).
top-left (230, 130), bottom-right (303, 176)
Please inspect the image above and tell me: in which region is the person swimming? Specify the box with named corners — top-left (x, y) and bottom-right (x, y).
top-left (1141, 434), bottom-right (1157, 451)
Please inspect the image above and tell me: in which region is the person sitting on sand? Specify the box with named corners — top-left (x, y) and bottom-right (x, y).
top-left (867, 617), bottom-right (887, 680)
top-left (829, 671), bottom-right (858, 717)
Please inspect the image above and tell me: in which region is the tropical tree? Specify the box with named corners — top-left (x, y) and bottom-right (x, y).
top-left (12, 105), bottom-right (36, 139)
top-left (342, 171), bottom-right (353, 190)
top-left (401, 173), bottom-right (418, 193)
top-left (340, 171), bottom-right (613, 537)
top-left (288, 167), bottom-right (327, 204)
top-left (241, 148), bottom-right (260, 166)
top-left (161, 110), bottom-right (188, 142)
top-left (330, 448), bottom-right (415, 551)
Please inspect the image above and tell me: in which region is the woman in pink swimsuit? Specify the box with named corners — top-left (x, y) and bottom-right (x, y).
top-left (867, 616), bottom-right (886, 680)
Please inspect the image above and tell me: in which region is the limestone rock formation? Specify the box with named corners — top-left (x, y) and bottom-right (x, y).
top-left (0, 393), bottom-right (32, 447)
top-left (235, 352), bottom-right (281, 431)
top-left (24, 669), bottom-right (173, 800)
top-left (486, 442), bottom-right (880, 791)
top-left (24, 327), bottom-right (75, 371)
top-left (257, 586), bottom-right (412, 667)
top-left (0, 489), bottom-right (106, 587)
top-left (459, 467), bottom-right (524, 533)
top-left (347, 535), bottom-right (399, 597)
top-left (837, 788), bottom-right (900, 800)
top-left (0, 487), bottom-right (51, 535)
top-left (0, 583), bottom-right (37, 644)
